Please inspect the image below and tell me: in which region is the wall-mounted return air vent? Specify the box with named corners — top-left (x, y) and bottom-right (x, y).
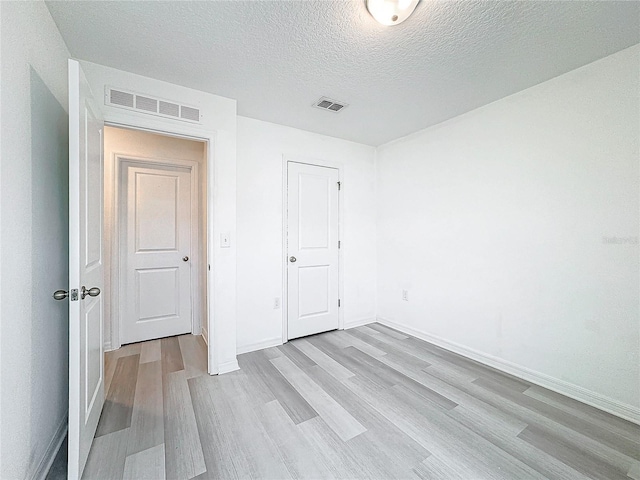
top-left (313, 97), bottom-right (348, 113)
top-left (105, 87), bottom-right (202, 124)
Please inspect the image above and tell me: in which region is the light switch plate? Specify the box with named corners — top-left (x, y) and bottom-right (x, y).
top-left (221, 232), bottom-right (230, 248)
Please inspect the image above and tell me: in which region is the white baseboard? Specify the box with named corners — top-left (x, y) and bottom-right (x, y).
top-left (104, 341), bottom-right (114, 352)
top-left (30, 414), bottom-right (67, 480)
top-left (377, 317), bottom-right (640, 426)
top-left (237, 337), bottom-right (283, 355)
top-left (343, 316), bottom-right (376, 330)
top-left (217, 359), bottom-right (240, 374)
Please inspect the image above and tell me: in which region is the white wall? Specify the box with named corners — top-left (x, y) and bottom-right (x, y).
top-left (81, 61), bottom-right (239, 373)
top-left (0, 2), bottom-right (71, 478)
top-left (376, 45), bottom-right (640, 421)
top-left (236, 117), bottom-right (377, 353)
top-left (103, 127), bottom-right (207, 348)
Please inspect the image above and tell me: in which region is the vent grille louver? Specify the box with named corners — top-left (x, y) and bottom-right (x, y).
top-left (313, 97), bottom-right (348, 113)
top-left (159, 101), bottom-right (180, 117)
top-left (110, 89), bottom-right (134, 108)
top-left (105, 87), bottom-right (201, 124)
top-left (181, 106), bottom-right (200, 122)
top-left (135, 95), bottom-right (158, 112)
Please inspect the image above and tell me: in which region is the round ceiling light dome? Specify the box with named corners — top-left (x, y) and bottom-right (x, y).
top-left (366, 0), bottom-right (420, 26)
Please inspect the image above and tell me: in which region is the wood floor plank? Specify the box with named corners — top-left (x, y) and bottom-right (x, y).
top-left (178, 335), bottom-right (208, 379)
top-left (189, 372), bottom-right (293, 480)
top-left (344, 375), bottom-right (541, 480)
top-left (81, 327), bottom-right (639, 480)
top-left (161, 336), bottom-right (184, 376)
top-left (188, 374), bottom-right (242, 479)
top-left (97, 354), bottom-right (140, 437)
top-left (271, 355), bottom-right (367, 441)
top-left (303, 364), bottom-right (430, 468)
top-left (518, 425), bottom-right (630, 480)
top-left (104, 343), bottom-right (142, 394)
top-left (424, 365), bottom-right (638, 474)
top-left (628, 461), bottom-right (640, 480)
top-left (291, 338), bottom-right (355, 381)
top-left (448, 404), bottom-right (592, 480)
top-left (257, 400), bottom-right (335, 479)
top-left (278, 342), bottom-right (317, 369)
top-left (524, 385), bottom-right (640, 444)
top-left (474, 376), bottom-right (640, 460)
top-left (123, 444), bottom-right (166, 480)
top-left (346, 345), bottom-right (458, 411)
top-left (368, 322), bottom-right (410, 339)
top-left (307, 335), bottom-right (396, 390)
top-left (127, 360), bottom-right (164, 456)
top-left (340, 330), bottom-right (388, 357)
top-left (163, 370), bottom-right (206, 479)
top-left (82, 429), bottom-right (129, 480)
top-left (139, 339), bottom-right (161, 364)
top-left (296, 417), bottom-right (378, 479)
top-left (413, 453), bottom-right (484, 480)
top-left (353, 325), bottom-right (383, 337)
top-left (240, 350), bottom-right (318, 424)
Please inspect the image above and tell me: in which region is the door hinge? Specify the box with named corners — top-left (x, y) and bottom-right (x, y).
top-left (70, 289), bottom-right (79, 302)
top-left (338, 299), bottom-right (341, 307)
top-left (338, 240), bottom-right (341, 249)
top-left (337, 181), bottom-right (341, 191)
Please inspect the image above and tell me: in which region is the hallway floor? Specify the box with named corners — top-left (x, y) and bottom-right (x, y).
top-left (72, 325), bottom-right (638, 479)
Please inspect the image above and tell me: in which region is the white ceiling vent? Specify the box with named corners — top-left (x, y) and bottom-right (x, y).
top-left (105, 87), bottom-right (201, 124)
top-left (313, 97), bottom-right (348, 113)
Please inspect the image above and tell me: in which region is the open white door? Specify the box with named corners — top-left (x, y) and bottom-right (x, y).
top-left (68, 59), bottom-right (105, 479)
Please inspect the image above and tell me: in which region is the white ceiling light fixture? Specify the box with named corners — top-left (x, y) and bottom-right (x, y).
top-left (366, 0), bottom-right (420, 26)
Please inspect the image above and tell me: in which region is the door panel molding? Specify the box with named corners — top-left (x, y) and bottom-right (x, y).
top-left (111, 154), bottom-right (201, 348)
top-left (282, 155), bottom-right (344, 343)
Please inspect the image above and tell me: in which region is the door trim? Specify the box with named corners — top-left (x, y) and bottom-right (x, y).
top-left (112, 154), bottom-right (201, 348)
top-left (281, 155), bottom-right (344, 343)
top-left (103, 120), bottom-right (221, 375)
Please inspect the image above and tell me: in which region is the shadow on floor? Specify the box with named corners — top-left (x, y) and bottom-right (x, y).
top-left (46, 434), bottom-right (67, 480)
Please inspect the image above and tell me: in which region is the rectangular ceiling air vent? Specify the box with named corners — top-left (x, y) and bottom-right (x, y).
top-left (313, 97), bottom-right (348, 113)
top-left (105, 87), bottom-right (201, 124)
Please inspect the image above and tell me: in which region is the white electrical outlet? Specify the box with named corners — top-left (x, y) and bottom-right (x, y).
top-left (402, 290), bottom-right (409, 301)
top-left (273, 297), bottom-right (281, 309)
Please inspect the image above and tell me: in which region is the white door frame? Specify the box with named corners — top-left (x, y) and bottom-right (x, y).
top-left (281, 155), bottom-right (344, 343)
top-left (112, 153), bottom-right (202, 348)
top-left (105, 119), bottom-right (219, 374)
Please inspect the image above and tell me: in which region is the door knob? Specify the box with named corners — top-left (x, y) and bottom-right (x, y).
top-left (183, 256), bottom-right (189, 262)
top-left (289, 256), bottom-right (297, 263)
top-left (81, 286), bottom-right (101, 300)
top-left (53, 290), bottom-right (68, 301)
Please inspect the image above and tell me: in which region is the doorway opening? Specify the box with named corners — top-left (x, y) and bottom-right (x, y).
top-left (103, 125), bottom-right (209, 350)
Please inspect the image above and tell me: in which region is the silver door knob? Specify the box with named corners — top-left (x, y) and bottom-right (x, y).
top-left (289, 256), bottom-right (297, 263)
top-left (183, 256), bottom-right (189, 262)
top-left (81, 286), bottom-right (101, 300)
top-left (53, 290), bottom-right (68, 301)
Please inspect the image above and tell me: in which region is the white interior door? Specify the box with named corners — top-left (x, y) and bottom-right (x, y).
top-left (120, 162), bottom-right (193, 344)
top-left (287, 162), bottom-right (339, 340)
top-left (68, 59), bottom-right (105, 479)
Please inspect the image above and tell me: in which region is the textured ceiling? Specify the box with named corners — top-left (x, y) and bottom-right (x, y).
top-left (46, 1), bottom-right (639, 146)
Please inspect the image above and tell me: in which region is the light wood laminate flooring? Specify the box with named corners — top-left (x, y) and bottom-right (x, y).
top-left (77, 325), bottom-right (640, 480)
